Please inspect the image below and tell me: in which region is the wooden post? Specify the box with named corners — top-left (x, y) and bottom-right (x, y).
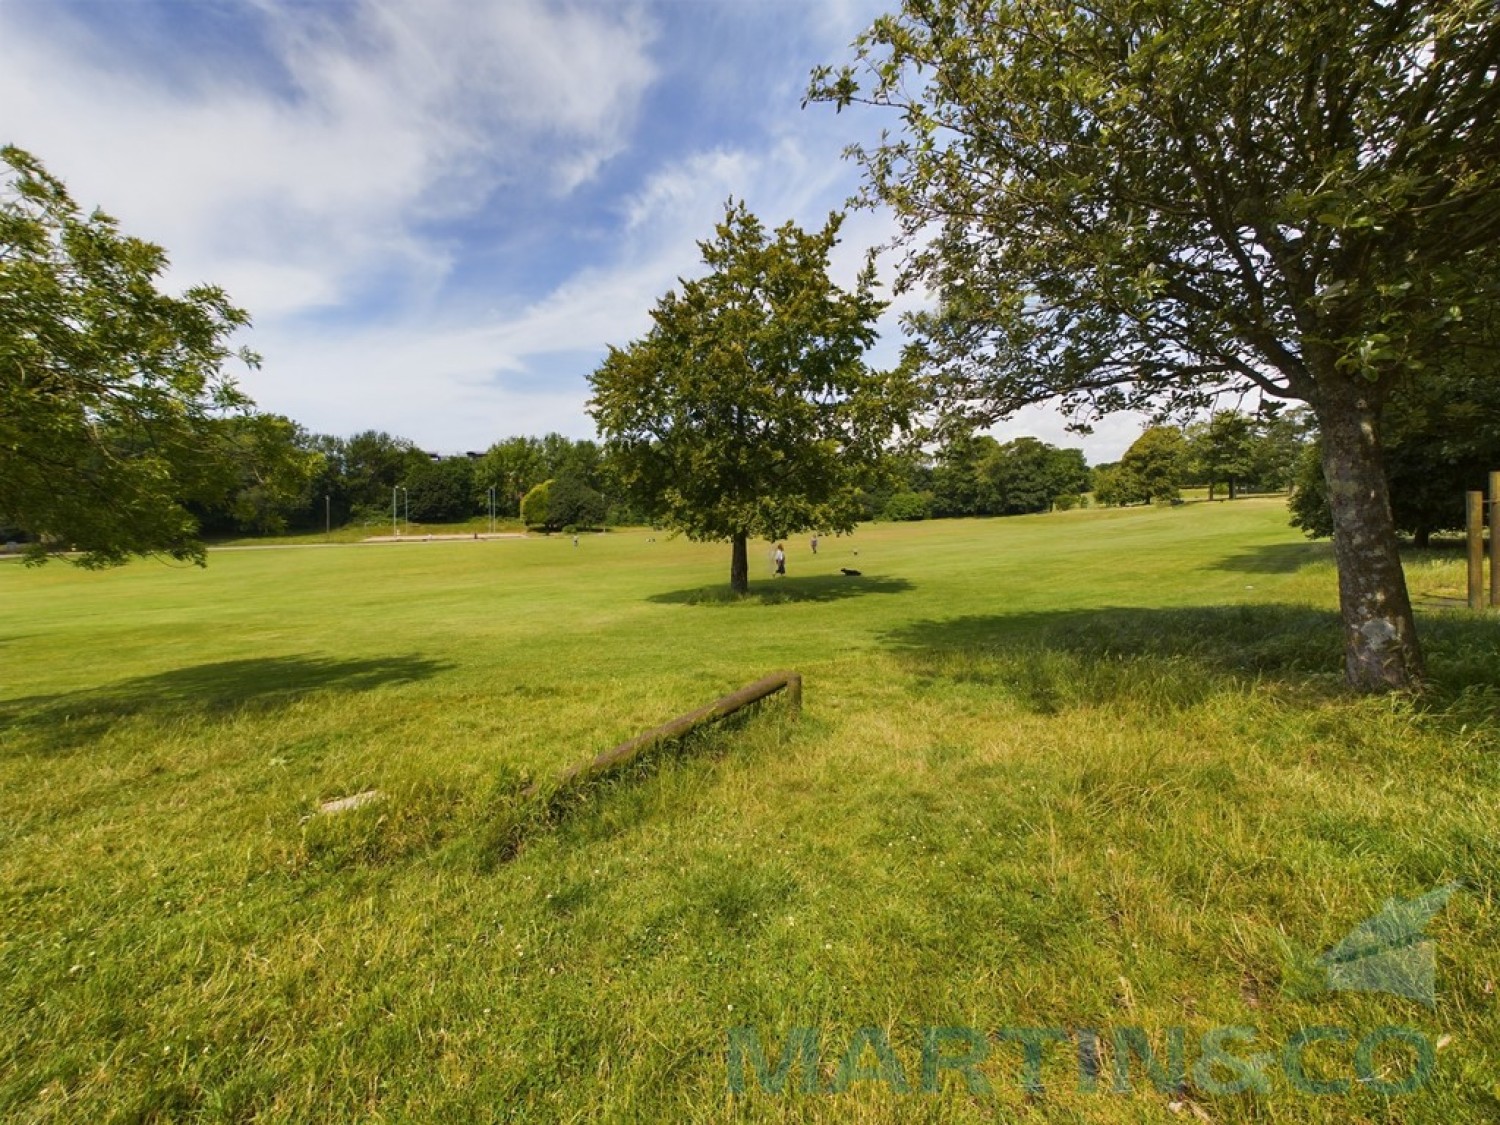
top-left (1467, 490), bottom-right (1485, 610)
top-left (533, 671), bottom-right (803, 797)
top-left (1491, 471), bottom-right (1499, 609)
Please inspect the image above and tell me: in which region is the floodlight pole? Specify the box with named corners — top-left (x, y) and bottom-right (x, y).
top-left (392, 486), bottom-right (398, 537)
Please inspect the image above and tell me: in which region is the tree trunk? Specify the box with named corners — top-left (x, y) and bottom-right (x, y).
top-left (730, 532), bottom-right (749, 595)
top-left (1315, 380), bottom-right (1424, 691)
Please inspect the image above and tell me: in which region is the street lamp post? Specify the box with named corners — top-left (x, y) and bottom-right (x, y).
top-left (392, 486), bottom-right (398, 537)
top-left (401, 486), bottom-right (409, 534)
top-left (488, 484), bottom-right (496, 536)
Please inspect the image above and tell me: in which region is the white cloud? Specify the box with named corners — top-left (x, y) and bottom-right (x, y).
top-left (2, 0), bottom-right (1140, 459)
top-left (987, 406), bottom-right (1153, 464)
top-left (0, 0), bottom-right (657, 313)
top-left (244, 125), bottom-right (900, 448)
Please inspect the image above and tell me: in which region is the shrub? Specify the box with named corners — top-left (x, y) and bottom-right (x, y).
top-left (882, 490), bottom-right (932, 521)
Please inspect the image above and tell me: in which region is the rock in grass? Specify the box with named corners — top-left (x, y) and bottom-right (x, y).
top-left (317, 789), bottom-right (383, 815)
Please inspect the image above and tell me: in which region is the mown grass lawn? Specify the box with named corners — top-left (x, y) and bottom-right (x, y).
top-left (2, 500), bottom-right (1497, 1123)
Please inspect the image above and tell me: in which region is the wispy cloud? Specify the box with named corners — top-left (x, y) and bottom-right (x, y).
top-left (1, 0), bottom-right (1145, 460)
top-left (0, 0), bottom-right (657, 315)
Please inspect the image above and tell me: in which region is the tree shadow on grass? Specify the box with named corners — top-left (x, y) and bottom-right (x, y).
top-left (1206, 541), bottom-right (1332, 574)
top-left (882, 603), bottom-right (1500, 718)
top-left (650, 573), bottom-right (913, 606)
top-left (0, 653), bottom-right (450, 757)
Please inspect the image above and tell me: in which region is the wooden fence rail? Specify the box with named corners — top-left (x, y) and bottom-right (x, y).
top-left (531, 671), bottom-right (802, 798)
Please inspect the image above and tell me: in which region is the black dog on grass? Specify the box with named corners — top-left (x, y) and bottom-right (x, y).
top-left (840, 567), bottom-right (862, 577)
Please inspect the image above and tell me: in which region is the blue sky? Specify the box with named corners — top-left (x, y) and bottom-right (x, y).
top-left (2, 0), bottom-right (1147, 459)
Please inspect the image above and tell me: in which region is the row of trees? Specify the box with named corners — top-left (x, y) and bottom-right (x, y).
top-left (1093, 411), bottom-right (1312, 508)
top-left (188, 427), bottom-right (627, 536)
top-left (870, 410), bottom-right (1311, 521)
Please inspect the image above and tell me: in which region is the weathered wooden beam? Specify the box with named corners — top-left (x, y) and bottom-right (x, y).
top-left (541, 671), bottom-right (802, 795)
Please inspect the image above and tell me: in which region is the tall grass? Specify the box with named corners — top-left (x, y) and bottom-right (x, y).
top-left (2, 500), bottom-right (1497, 1122)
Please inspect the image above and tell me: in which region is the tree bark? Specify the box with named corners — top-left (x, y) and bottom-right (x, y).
top-left (730, 531), bottom-right (749, 595)
top-left (1315, 379), bottom-right (1424, 691)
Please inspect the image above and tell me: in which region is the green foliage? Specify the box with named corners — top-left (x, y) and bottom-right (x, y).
top-left (930, 434), bottom-right (1002, 517)
top-left (520, 479), bottom-right (551, 529)
top-left (1290, 360), bottom-right (1500, 545)
top-left (518, 473), bottom-right (607, 533)
top-left (881, 490), bottom-right (932, 521)
top-left (981, 438), bottom-right (1091, 514)
top-left (933, 433), bottom-right (1092, 516)
top-left (472, 435), bottom-right (614, 521)
top-left (811, 0), bottom-right (1500, 417)
top-left (190, 414), bottom-right (325, 536)
top-left (1187, 412), bottom-right (1258, 499)
top-left (0, 145), bottom-right (258, 566)
top-left (546, 472), bottom-right (608, 531)
top-left (1247, 408), bottom-right (1315, 494)
top-left (590, 202), bottom-right (913, 588)
top-left (474, 437), bottom-right (546, 518)
top-left (405, 456), bottom-right (476, 524)
top-left (1091, 464), bottom-right (1126, 508)
top-left (339, 431), bottom-right (431, 513)
top-left (812, 0), bottom-right (1500, 687)
top-left (1097, 427), bottom-right (1191, 506)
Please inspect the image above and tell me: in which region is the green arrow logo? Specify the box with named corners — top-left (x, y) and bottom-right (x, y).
top-left (1317, 884), bottom-right (1460, 1006)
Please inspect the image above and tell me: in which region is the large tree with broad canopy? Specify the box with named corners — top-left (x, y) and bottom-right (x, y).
top-left (589, 203), bottom-right (912, 594)
top-left (810, 0), bottom-right (1500, 690)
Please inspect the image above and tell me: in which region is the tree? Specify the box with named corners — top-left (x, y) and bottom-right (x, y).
top-left (405, 456), bottom-right (475, 524)
top-left (812, 1), bottom-right (1500, 689)
top-left (475, 437), bottom-right (546, 518)
top-left (340, 430), bottom-right (429, 515)
top-left (1091, 426), bottom-right (1191, 506)
top-left (520, 480), bottom-right (551, 530)
top-left (589, 202), bottom-right (910, 593)
top-left (1291, 357), bottom-right (1500, 546)
top-left (190, 413), bottom-right (323, 536)
top-left (979, 437), bottom-right (1090, 514)
top-left (1190, 412), bottom-right (1258, 500)
top-left (1, 145), bottom-right (258, 566)
top-left (1246, 406), bottom-right (1314, 494)
top-left (882, 490), bottom-right (932, 520)
top-left (546, 472), bottom-right (608, 531)
top-left (981, 437), bottom-right (1055, 514)
top-left (1121, 426), bottom-right (1190, 504)
top-left (931, 433), bottom-right (1003, 517)
top-left (1091, 464), bottom-right (1129, 508)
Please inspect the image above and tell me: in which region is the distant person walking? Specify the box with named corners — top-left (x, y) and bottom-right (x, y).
top-left (810, 534), bottom-right (819, 555)
top-left (774, 543), bottom-right (786, 577)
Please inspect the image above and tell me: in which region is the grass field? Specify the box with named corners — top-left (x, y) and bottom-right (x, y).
top-left (2, 500), bottom-right (1497, 1123)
